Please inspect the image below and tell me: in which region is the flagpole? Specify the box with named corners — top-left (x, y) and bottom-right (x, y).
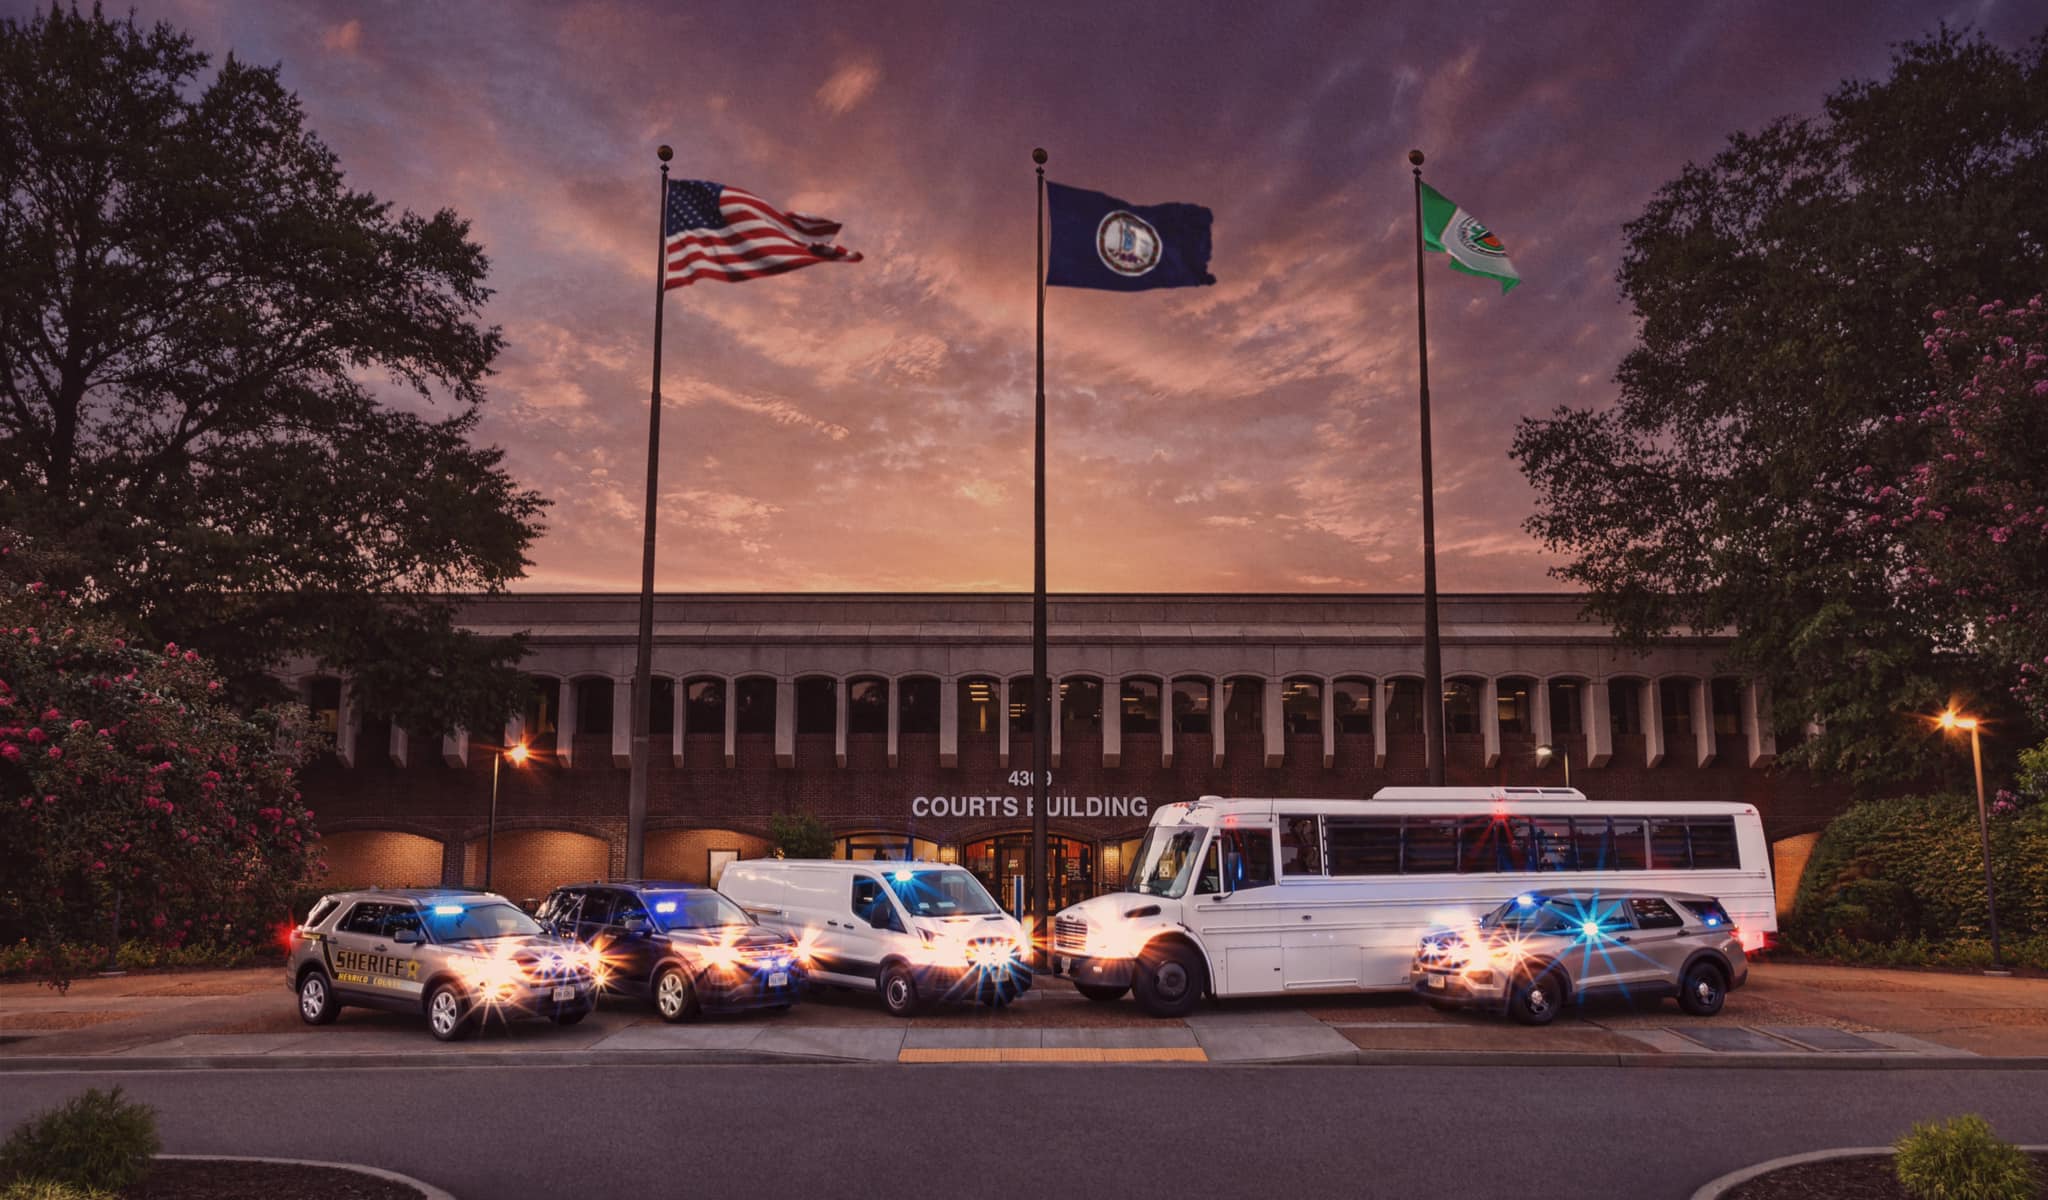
top-left (1410, 148), bottom-right (1446, 788)
top-left (626, 145), bottom-right (673, 881)
top-left (1030, 146), bottom-right (1050, 952)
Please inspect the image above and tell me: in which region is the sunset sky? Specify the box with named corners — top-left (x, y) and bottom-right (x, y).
top-left (93, 1), bottom-right (2037, 593)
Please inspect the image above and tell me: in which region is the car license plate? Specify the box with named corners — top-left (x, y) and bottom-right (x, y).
top-left (768, 972), bottom-right (788, 989)
top-left (1427, 974), bottom-right (1446, 989)
top-left (1057, 955), bottom-right (1072, 974)
top-left (551, 985), bottom-right (576, 1002)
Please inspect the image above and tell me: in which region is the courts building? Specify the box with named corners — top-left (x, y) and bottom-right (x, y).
top-left (290, 593), bottom-right (1842, 914)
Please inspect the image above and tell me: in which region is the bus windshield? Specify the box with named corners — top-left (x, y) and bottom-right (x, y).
top-left (1125, 826), bottom-right (1205, 898)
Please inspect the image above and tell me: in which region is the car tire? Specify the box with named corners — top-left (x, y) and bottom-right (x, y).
top-left (1132, 943), bottom-right (1204, 1019)
top-left (1075, 982), bottom-right (1129, 1003)
top-left (1508, 965), bottom-right (1564, 1026)
top-left (654, 966), bottom-right (700, 1024)
top-left (879, 963), bottom-right (920, 1018)
top-left (297, 970), bottom-right (340, 1025)
top-left (1677, 961), bottom-right (1728, 1017)
top-left (426, 983), bottom-right (476, 1042)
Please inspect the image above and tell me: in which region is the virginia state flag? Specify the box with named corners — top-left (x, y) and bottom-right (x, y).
top-left (1045, 182), bottom-right (1215, 291)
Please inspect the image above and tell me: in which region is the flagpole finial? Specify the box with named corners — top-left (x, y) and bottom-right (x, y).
top-left (1408, 148), bottom-right (1424, 168)
top-left (1032, 147), bottom-right (1048, 166)
top-left (657, 144), bottom-right (673, 162)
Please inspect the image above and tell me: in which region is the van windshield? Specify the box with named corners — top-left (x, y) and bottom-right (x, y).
top-left (1125, 827), bottom-right (1204, 898)
top-left (887, 869), bottom-right (1003, 917)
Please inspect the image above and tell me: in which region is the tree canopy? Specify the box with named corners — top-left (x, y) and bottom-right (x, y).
top-left (1511, 26), bottom-right (2048, 790)
top-left (0, 5), bottom-right (546, 736)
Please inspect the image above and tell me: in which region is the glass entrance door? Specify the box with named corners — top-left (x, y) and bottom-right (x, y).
top-left (964, 834), bottom-right (1095, 916)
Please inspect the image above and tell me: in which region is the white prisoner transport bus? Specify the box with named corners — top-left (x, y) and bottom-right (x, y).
top-left (1051, 787), bottom-right (1775, 1017)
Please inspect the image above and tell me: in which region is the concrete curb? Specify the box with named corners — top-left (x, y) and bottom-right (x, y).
top-left (1687, 1145), bottom-right (2048, 1200)
top-left (157, 1153), bottom-right (456, 1200)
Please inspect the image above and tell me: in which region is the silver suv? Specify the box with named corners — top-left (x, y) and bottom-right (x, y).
top-left (1411, 888), bottom-right (1747, 1025)
top-left (286, 888), bottom-right (600, 1041)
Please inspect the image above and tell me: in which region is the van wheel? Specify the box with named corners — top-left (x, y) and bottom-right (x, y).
top-left (1075, 982), bottom-right (1128, 1003)
top-left (1133, 943), bottom-right (1204, 1019)
top-left (1508, 965), bottom-right (1564, 1026)
top-left (426, 983), bottom-right (476, 1042)
top-left (880, 964), bottom-right (920, 1018)
top-left (654, 966), bottom-right (700, 1023)
top-left (1678, 962), bottom-right (1728, 1017)
top-left (297, 970), bottom-right (340, 1025)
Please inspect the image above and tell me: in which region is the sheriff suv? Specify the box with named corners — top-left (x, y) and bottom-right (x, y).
top-left (1411, 888), bottom-right (1747, 1025)
top-left (287, 888), bottom-right (600, 1041)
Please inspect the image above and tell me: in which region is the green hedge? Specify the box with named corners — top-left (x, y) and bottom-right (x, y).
top-left (1788, 793), bottom-right (2048, 949)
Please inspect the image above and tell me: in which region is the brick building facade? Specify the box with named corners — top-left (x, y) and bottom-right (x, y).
top-left (291, 593), bottom-right (1843, 910)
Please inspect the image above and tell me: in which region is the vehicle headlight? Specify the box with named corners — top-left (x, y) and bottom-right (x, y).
top-left (701, 942), bottom-right (743, 971)
top-left (460, 955), bottom-right (523, 991)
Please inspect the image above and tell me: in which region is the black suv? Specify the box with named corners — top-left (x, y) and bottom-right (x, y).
top-left (538, 881), bottom-right (806, 1022)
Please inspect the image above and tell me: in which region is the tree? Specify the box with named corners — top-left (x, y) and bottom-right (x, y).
top-left (767, 812), bottom-right (836, 860)
top-left (0, 6), bottom-right (546, 736)
top-left (0, 575), bottom-right (321, 983)
top-left (1510, 27), bottom-right (2048, 790)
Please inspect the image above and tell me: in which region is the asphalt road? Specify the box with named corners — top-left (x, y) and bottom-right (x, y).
top-left (4, 1063), bottom-right (2044, 1199)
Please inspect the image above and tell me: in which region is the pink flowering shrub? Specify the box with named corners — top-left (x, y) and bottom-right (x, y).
top-left (0, 578), bottom-right (321, 981)
top-left (1872, 297), bottom-right (2048, 719)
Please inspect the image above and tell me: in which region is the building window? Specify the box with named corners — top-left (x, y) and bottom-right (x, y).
top-left (684, 677), bottom-right (725, 735)
top-left (1712, 678), bottom-right (1742, 736)
top-left (1282, 677), bottom-right (1321, 736)
top-left (523, 677), bottom-right (558, 743)
top-left (1660, 679), bottom-right (1694, 746)
top-left (1171, 677), bottom-right (1212, 735)
top-left (1008, 675), bottom-right (1047, 735)
top-left (1332, 677), bottom-right (1373, 734)
top-left (1496, 676), bottom-right (1535, 736)
top-left (847, 677), bottom-right (889, 735)
top-left (647, 677), bottom-right (675, 735)
top-left (1443, 678), bottom-right (1481, 735)
top-left (796, 676), bottom-right (837, 735)
top-left (574, 678), bottom-right (614, 736)
top-left (836, 833), bottom-right (940, 862)
top-left (1120, 678), bottom-right (1162, 735)
top-left (1609, 679), bottom-right (1643, 736)
top-left (734, 676), bottom-right (776, 735)
top-left (1547, 679), bottom-right (1582, 736)
top-left (1060, 677), bottom-right (1103, 740)
top-left (898, 676), bottom-right (940, 735)
top-left (1384, 678), bottom-right (1423, 735)
top-left (1222, 676), bottom-right (1262, 735)
top-left (305, 677), bottom-right (342, 739)
top-left (959, 677), bottom-right (1000, 737)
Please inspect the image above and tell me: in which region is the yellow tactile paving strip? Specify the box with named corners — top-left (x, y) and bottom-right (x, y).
top-left (899, 1046), bottom-right (1207, 1063)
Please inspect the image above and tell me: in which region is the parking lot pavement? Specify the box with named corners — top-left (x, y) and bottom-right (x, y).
top-left (4, 959), bottom-right (2042, 1067)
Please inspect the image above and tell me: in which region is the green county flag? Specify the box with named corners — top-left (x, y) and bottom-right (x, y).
top-left (1419, 181), bottom-right (1520, 294)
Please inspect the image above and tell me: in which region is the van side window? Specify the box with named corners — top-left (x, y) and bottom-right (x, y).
top-left (1279, 816), bottom-right (1324, 875)
top-left (1202, 826), bottom-right (1275, 892)
top-left (851, 878), bottom-right (902, 932)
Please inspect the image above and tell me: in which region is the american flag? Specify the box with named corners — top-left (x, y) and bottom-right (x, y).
top-left (663, 179), bottom-right (863, 288)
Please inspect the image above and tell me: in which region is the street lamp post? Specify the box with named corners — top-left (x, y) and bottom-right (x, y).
top-left (1937, 710), bottom-right (2002, 968)
top-left (1535, 743), bottom-right (1569, 788)
top-left (486, 742), bottom-right (530, 891)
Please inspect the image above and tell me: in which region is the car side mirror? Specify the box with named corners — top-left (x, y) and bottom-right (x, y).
top-left (621, 915), bottom-right (650, 937)
top-left (392, 927), bottom-right (423, 946)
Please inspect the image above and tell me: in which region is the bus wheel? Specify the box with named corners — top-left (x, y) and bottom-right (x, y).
top-left (1133, 944), bottom-right (1204, 1018)
top-left (1075, 982), bottom-right (1129, 1003)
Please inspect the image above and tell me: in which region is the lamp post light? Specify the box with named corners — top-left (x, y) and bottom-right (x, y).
top-left (1535, 743), bottom-right (1569, 788)
top-left (1936, 709), bottom-right (2003, 969)
top-left (487, 741), bottom-right (530, 891)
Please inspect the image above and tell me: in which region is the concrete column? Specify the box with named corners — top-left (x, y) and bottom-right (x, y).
top-left (1321, 680), bottom-right (1335, 769)
top-left (1585, 680), bottom-right (1613, 768)
top-left (611, 678), bottom-right (633, 768)
top-left (1743, 680), bottom-right (1778, 768)
top-left (336, 679), bottom-right (360, 768)
top-left (886, 677), bottom-right (901, 769)
top-left (1162, 679), bottom-right (1175, 769)
top-left (556, 679), bottom-right (576, 767)
top-left (774, 678), bottom-right (794, 768)
top-left (1481, 677), bottom-right (1501, 769)
top-left (1103, 675), bottom-right (1122, 768)
top-left (1693, 678), bottom-right (1716, 768)
top-left (1211, 678), bottom-right (1226, 768)
top-left (1263, 677), bottom-right (1284, 768)
top-left (1050, 677), bottom-right (1063, 769)
top-left (939, 679), bottom-right (960, 768)
top-left (723, 678), bottom-right (737, 768)
top-left (999, 677), bottom-right (1012, 768)
top-left (385, 724), bottom-right (407, 768)
top-left (1531, 677), bottom-right (1553, 748)
top-left (671, 679), bottom-right (686, 768)
top-left (441, 727), bottom-right (469, 769)
top-left (1641, 681), bottom-right (1664, 768)
top-left (1372, 679), bottom-right (1388, 769)
top-left (834, 678), bottom-right (848, 769)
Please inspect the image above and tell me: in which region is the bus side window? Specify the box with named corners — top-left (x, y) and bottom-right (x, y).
top-left (1687, 818), bottom-right (1740, 869)
top-left (1279, 816), bottom-right (1323, 875)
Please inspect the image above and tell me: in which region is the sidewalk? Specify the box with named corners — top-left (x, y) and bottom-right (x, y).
top-left (4, 961), bottom-right (2044, 1068)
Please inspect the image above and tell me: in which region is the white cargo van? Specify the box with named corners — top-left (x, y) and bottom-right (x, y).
top-left (719, 859), bottom-right (1032, 1017)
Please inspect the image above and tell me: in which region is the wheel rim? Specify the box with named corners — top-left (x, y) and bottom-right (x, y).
top-left (658, 973), bottom-right (685, 1017)
top-left (1154, 960), bottom-right (1189, 1002)
top-left (430, 990), bottom-right (459, 1036)
top-left (1527, 982), bottom-right (1552, 1016)
top-left (300, 977), bottom-right (325, 1019)
top-left (1694, 977), bottom-right (1719, 1006)
top-left (886, 975), bottom-right (911, 1010)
